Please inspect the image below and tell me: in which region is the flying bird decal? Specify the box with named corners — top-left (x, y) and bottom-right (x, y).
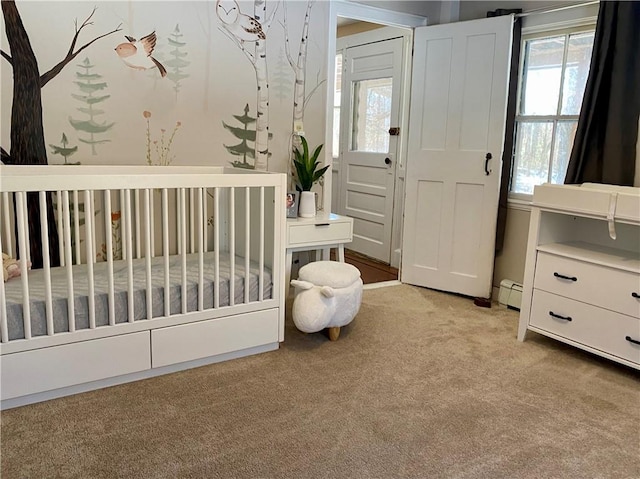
top-left (115, 31), bottom-right (167, 77)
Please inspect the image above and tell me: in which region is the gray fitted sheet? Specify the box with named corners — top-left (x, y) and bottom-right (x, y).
top-left (4, 252), bottom-right (272, 340)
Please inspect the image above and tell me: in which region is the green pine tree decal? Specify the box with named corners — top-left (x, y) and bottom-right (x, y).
top-left (49, 133), bottom-right (80, 165)
top-left (68, 57), bottom-right (114, 155)
top-left (223, 105), bottom-right (274, 170)
top-left (165, 24), bottom-right (190, 98)
top-left (223, 104), bottom-right (257, 169)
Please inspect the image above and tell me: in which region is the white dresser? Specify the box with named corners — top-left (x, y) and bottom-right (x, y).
top-left (518, 183), bottom-right (640, 369)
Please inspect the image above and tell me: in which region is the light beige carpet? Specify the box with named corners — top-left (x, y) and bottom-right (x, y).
top-left (1, 284), bottom-right (639, 478)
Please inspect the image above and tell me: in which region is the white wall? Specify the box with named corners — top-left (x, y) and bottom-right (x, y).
top-left (1, 1), bottom-right (329, 176)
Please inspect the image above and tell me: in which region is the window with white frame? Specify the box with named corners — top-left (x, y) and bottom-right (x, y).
top-left (511, 27), bottom-right (595, 196)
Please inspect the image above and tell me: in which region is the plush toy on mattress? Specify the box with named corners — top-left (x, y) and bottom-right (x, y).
top-left (2, 253), bottom-right (29, 282)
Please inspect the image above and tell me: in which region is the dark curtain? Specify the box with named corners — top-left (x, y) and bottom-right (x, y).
top-left (564, 1), bottom-right (640, 185)
top-left (489, 11), bottom-right (522, 252)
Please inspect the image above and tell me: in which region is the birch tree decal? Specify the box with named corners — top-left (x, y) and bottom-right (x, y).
top-left (0, 1), bottom-right (121, 268)
top-left (281, 1), bottom-right (324, 190)
top-left (282, 0), bottom-right (314, 143)
top-left (165, 24), bottom-right (190, 99)
top-left (69, 57), bottom-right (115, 155)
top-left (216, 0), bottom-right (278, 171)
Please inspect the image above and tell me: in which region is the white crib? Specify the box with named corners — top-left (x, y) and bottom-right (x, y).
top-left (0, 165), bottom-right (286, 409)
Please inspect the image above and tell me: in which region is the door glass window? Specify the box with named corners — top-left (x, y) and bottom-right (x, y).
top-left (350, 78), bottom-right (393, 153)
top-left (333, 53), bottom-right (342, 158)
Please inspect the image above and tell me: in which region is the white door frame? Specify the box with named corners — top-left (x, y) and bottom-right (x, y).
top-left (325, 1), bottom-right (427, 267)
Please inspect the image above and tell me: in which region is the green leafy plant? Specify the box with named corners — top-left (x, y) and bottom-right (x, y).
top-left (293, 136), bottom-right (329, 192)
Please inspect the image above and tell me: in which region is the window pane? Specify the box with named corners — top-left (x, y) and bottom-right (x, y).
top-left (551, 120), bottom-right (578, 184)
top-left (333, 54), bottom-right (342, 158)
top-left (520, 36), bottom-right (565, 115)
top-left (561, 32), bottom-right (594, 115)
top-left (512, 121), bottom-right (553, 194)
top-left (333, 108), bottom-right (340, 158)
top-left (351, 78), bottom-right (392, 153)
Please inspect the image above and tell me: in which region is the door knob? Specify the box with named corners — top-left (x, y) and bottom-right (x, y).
top-left (384, 157), bottom-right (392, 165)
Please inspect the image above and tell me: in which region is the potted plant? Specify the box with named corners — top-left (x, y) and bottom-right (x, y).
top-left (293, 136), bottom-right (330, 217)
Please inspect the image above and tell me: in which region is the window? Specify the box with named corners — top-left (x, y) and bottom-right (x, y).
top-left (511, 28), bottom-right (595, 196)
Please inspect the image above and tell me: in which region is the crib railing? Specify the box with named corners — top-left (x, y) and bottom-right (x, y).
top-left (0, 166), bottom-right (286, 346)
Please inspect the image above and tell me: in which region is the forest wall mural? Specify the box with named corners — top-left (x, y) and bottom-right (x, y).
top-left (0, 0), bottom-right (329, 174)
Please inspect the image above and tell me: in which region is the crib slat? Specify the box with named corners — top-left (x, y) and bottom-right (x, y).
top-left (104, 190), bottom-right (115, 326)
top-left (144, 189), bottom-right (153, 320)
top-left (120, 189), bottom-right (127, 261)
top-left (56, 191), bottom-right (64, 267)
top-left (73, 190), bottom-right (80, 265)
top-left (39, 191), bottom-right (54, 335)
top-left (16, 193), bottom-right (31, 338)
top-left (245, 187), bottom-right (250, 304)
top-left (214, 188), bottom-right (220, 309)
top-left (229, 187), bottom-right (235, 307)
top-left (62, 191), bottom-right (75, 333)
top-left (162, 189), bottom-right (170, 316)
top-left (125, 190), bottom-right (134, 322)
top-left (90, 192), bottom-right (97, 264)
top-left (0, 219), bottom-right (8, 343)
top-left (84, 190), bottom-right (96, 329)
top-left (190, 188), bottom-right (195, 254)
top-left (176, 191), bottom-right (182, 255)
top-left (203, 188), bottom-right (208, 253)
top-left (135, 189), bottom-right (141, 259)
top-left (2, 192), bottom-right (12, 257)
top-left (198, 188), bottom-right (204, 311)
top-left (180, 188), bottom-right (187, 314)
top-left (149, 191), bottom-right (155, 257)
top-left (259, 187), bottom-right (265, 302)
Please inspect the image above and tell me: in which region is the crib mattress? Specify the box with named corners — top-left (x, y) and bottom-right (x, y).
top-left (3, 252), bottom-right (272, 340)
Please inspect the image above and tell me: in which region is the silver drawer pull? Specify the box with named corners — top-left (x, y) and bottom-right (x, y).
top-left (553, 272), bottom-right (577, 282)
top-left (315, 223), bottom-right (330, 227)
top-left (549, 311), bottom-right (572, 322)
top-left (625, 336), bottom-right (640, 346)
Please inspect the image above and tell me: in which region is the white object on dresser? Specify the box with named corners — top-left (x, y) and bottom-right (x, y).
top-left (285, 213), bottom-right (354, 297)
top-left (517, 183), bottom-right (640, 369)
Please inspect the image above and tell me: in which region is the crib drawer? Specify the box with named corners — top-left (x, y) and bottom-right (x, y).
top-left (0, 332), bottom-right (151, 401)
top-left (151, 308), bottom-right (279, 368)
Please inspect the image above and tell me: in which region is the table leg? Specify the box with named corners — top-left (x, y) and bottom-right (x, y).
top-left (285, 249), bottom-right (293, 299)
top-left (338, 244), bottom-right (345, 262)
top-left (321, 248), bottom-right (330, 261)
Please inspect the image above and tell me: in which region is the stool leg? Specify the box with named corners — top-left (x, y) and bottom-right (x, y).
top-left (328, 327), bottom-right (341, 341)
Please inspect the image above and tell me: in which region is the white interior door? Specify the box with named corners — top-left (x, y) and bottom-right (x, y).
top-left (401, 15), bottom-right (513, 298)
top-left (339, 37), bottom-right (403, 264)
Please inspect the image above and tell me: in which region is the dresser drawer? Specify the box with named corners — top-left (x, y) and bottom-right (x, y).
top-left (288, 221), bottom-right (352, 247)
top-left (534, 252), bottom-right (640, 318)
top-left (530, 290), bottom-right (640, 365)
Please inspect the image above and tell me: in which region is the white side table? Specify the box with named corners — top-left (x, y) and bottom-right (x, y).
top-left (285, 213), bottom-right (354, 296)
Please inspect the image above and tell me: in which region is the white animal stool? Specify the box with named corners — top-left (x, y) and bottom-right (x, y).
top-left (291, 261), bottom-right (363, 341)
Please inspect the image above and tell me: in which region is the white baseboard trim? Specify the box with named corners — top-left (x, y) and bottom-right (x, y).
top-left (363, 280), bottom-right (402, 290)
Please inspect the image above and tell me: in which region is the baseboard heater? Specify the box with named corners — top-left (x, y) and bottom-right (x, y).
top-left (498, 280), bottom-right (523, 311)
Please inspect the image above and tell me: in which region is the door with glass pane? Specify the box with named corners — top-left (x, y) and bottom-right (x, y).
top-left (338, 37), bottom-right (403, 263)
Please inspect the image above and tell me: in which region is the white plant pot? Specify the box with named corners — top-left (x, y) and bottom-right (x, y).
top-left (298, 191), bottom-right (316, 218)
